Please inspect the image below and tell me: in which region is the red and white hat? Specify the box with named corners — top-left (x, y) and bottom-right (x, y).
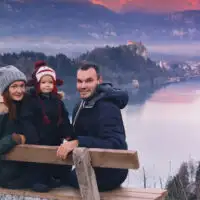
top-left (35, 66), bottom-right (56, 82)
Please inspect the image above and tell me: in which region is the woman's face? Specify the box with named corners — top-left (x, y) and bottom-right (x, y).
top-left (8, 81), bottom-right (26, 101)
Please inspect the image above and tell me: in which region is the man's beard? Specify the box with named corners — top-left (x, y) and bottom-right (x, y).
top-left (81, 85), bottom-right (98, 101)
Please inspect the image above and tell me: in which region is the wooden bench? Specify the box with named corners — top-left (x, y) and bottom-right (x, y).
top-left (0, 145), bottom-right (167, 200)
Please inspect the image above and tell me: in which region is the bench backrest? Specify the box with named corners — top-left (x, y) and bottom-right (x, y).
top-left (2, 144), bottom-right (140, 169)
top-left (1, 145), bottom-right (142, 200)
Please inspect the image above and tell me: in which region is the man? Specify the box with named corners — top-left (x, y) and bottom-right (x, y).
top-left (57, 62), bottom-right (129, 191)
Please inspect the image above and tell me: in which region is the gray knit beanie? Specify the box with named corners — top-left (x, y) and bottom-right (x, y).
top-left (0, 65), bottom-right (27, 94)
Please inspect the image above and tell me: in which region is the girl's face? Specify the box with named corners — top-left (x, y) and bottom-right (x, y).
top-left (9, 81), bottom-right (26, 101)
top-left (40, 75), bottom-right (54, 93)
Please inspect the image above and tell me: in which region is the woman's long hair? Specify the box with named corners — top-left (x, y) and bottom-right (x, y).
top-left (2, 90), bottom-right (16, 120)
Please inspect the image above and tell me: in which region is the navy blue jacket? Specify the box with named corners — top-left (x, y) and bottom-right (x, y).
top-left (73, 83), bottom-right (128, 149)
top-left (72, 83), bottom-right (129, 185)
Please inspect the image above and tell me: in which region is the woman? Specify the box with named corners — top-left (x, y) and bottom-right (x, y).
top-left (0, 65), bottom-right (39, 188)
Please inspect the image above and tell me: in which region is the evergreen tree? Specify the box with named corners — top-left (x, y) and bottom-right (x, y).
top-left (195, 162), bottom-right (200, 199)
top-left (166, 162), bottom-right (190, 200)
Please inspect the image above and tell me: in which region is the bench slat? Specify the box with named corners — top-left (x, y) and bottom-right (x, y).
top-left (115, 187), bottom-right (167, 196)
top-left (0, 187), bottom-right (167, 200)
top-left (101, 189), bottom-right (166, 200)
top-left (2, 145), bottom-right (139, 169)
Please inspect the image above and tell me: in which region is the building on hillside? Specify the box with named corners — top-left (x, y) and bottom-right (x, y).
top-left (127, 40), bottom-right (148, 60)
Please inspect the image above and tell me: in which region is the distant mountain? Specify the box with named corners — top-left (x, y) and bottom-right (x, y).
top-left (0, 43), bottom-right (168, 89)
top-left (77, 43), bottom-right (168, 88)
top-left (0, 1), bottom-right (120, 38)
top-left (1, 1), bottom-right (200, 41)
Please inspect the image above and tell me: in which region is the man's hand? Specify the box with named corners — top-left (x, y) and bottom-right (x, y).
top-left (57, 140), bottom-right (79, 160)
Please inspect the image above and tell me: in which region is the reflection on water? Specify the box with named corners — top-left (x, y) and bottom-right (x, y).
top-left (123, 80), bottom-right (200, 188)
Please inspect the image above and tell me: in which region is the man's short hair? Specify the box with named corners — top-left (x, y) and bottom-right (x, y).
top-left (78, 61), bottom-right (101, 78)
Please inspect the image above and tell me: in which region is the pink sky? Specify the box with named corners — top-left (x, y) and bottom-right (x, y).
top-left (91, 0), bottom-right (200, 12)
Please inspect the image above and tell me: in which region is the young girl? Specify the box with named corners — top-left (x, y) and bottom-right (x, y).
top-left (28, 63), bottom-right (74, 192)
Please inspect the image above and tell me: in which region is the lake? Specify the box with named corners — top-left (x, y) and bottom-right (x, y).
top-left (122, 80), bottom-right (200, 188)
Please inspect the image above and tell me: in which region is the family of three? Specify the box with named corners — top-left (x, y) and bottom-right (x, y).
top-left (0, 61), bottom-right (129, 193)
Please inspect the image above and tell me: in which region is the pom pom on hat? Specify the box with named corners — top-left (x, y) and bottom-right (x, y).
top-left (35, 60), bottom-right (47, 71)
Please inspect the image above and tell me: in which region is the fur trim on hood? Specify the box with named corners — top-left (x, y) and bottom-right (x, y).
top-left (0, 102), bottom-right (8, 114)
top-left (0, 95), bottom-right (8, 114)
top-left (57, 91), bottom-right (65, 100)
top-left (0, 95), bottom-right (3, 103)
top-left (57, 91), bottom-right (71, 100)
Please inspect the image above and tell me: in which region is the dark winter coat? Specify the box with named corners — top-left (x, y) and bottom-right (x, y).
top-left (28, 89), bottom-right (74, 146)
top-left (70, 83), bottom-right (129, 191)
top-left (0, 97), bottom-right (39, 186)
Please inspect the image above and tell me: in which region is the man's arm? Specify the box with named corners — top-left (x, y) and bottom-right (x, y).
top-left (77, 102), bottom-right (127, 149)
top-left (57, 101), bottom-right (128, 159)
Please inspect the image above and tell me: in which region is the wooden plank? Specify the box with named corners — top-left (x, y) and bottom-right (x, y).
top-left (90, 148), bottom-right (139, 169)
top-left (116, 187), bottom-right (168, 198)
top-left (2, 145), bottom-right (139, 169)
top-left (0, 187), bottom-right (167, 200)
top-left (73, 148), bottom-right (100, 200)
top-left (101, 188), bottom-right (166, 200)
top-left (2, 144), bottom-right (73, 165)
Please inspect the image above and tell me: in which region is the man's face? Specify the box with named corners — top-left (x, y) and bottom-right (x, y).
top-left (77, 68), bottom-right (101, 99)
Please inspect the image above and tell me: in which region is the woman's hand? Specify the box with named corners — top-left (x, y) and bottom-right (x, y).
top-left (11, 133), bottom-right (26, 144)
